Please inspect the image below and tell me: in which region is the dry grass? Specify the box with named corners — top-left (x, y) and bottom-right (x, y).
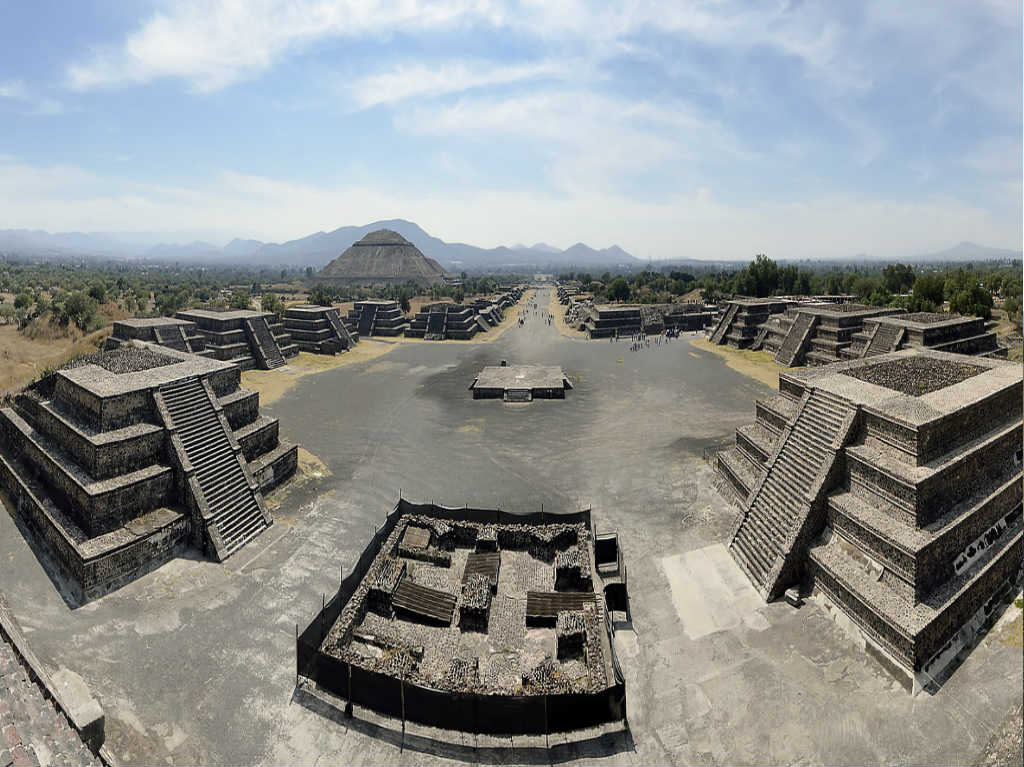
top-left (0, 323), bottom-right (112, 396)
top-left (689, 337), bottom-right (783, 388)
top-left (547, 288), bottom-right (587, 340)
top-left (240, 343), bottom-right (399, 406)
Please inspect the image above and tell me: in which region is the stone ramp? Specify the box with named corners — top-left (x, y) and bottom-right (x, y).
top-left (729, 389), bottom-right (856, 599)
top-left (425, 309), bottom-right (446, 340)
top-left (245, 316), bottom-right (285, 369)
top-left (709, 302), bottom-right (738, 345)
top-left (774, 312), bottom-right (818, 367)
top-left (156, 377), bottom-right (270, 560)
top-left (863, 323), bottom-right (904, 357)
top-left (325, 308), bottom-right (354, 349)
top-left (357, 304), bottom-right (377, 336)
top-left (153, 324), bottom-right (190, 353)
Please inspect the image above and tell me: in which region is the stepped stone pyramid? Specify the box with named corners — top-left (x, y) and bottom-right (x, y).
top-left (841, 312), bottom-right (1007, 360)
top-left (318, 229), bottom-right (449, 286)
top-left (761, 303), bottom-right (902, 367)
top-left (0, 344), bottom-right (297, 603)
top-left (715, 349), bottom-right (1021, 689)
top-left (345, 300), bottom-right (409, 338)
top-left (282, 305), bottom-right (358, 354)
top-left (707, 298), bottom-right (793, 348)
top-left (405, 303), bottom-right (479, 340)
top-left (105, 317), bottom-right (211, 357)
top-left (175, 308), bottom-right (297, 370)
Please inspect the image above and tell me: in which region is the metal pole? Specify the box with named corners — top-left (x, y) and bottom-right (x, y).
top-left (544, 693), bottom-right (549, 749)
top-left (346, 663), bottom-right (352, 718)
top-left (295, 624), bottom-right (299, 689)
top-left (320, 594), bottom-right (325, 644)
top-left (400, 676), bottom-right (406, 752)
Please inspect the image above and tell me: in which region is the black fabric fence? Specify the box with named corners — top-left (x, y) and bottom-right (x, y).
top-left (295, 498), bottom-right (627, 736)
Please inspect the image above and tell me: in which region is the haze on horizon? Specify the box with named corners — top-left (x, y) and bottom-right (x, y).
top-left (0, 0), bottom-right (1020, 261)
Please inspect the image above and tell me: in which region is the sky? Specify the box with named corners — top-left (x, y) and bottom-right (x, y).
top-left (0, 0), bottom-right (1020, 260)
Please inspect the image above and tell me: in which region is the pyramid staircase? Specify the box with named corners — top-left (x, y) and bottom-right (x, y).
top-left (425, 308), bottom-right (446, 340)
top-left (357, 305), bottom-right (378, 337)
top-left (729, 389), bottom-right (857, 599)
top-left (773, 312), bottom-right (819, 367)
top-left (155, 377), bottom-right (270, 559)
top-left (750, 325), bottom-right (770, 351)
top-left (862, 324), bottom-right (904, 357)
top-left (709, 303), bottom-right (739, 345)
top-left (245, 316), bottom-right (286, 369)
top-left (325, 308), bottom-right (355, 348)
top-left (154, 324), bottom-right (191, 353)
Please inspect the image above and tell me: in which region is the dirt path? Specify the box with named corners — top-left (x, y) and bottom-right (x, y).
top-left (689, 337), bottom-right (783, 388)
top-left (547, 287), bottom-right (587, 340)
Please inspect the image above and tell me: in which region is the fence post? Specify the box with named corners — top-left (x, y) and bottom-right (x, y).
top-left (295, 624), bottom-right (299, 689)
top-left (320, 593), bottom-right (325, 644)
top-left (400, 676), bottom-right (406, 752)
top-left (345, 663), bottom-right (352, 718)
top-left (544, 693), bottom-right (549, 749)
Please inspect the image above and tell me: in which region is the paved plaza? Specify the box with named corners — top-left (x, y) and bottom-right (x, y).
top-left (0, 288), bottom-right (1019, 765)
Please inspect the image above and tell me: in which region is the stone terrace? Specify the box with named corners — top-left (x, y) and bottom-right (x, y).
top-left (707, 298), bottom-right (793, 349)
top-left (715, 348), bottom-right (1021, 689)
top-left (842, 312), bottom-right (1007, 360)
top-left (762, 303), bottom-right (902, 367)
top-left (0, 344), bottom-right (297, 603)
top-left (281, 305), bottom-right (358, 355)
top-left (175, 308), bottom-right (297, 370)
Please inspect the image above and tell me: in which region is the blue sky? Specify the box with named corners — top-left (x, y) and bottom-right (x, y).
top-left (0, 0), bottom-right (1020, 259)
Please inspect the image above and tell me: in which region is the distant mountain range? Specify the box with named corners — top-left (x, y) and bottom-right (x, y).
top-left (0, 223), bottom-right (1019, 270)
top-left (0, 220), bottom-right (640, 270)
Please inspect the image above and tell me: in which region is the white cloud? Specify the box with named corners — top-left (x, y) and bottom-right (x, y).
top-left (0, 79), bottom-right (63, 115)
top-left (67, 0), bottom-right (511, 93)
top-left (346, 59), bottom-right (572, 110)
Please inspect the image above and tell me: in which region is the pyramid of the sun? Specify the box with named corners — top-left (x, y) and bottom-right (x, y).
top-left (318, 229), bottom-right (449, 286)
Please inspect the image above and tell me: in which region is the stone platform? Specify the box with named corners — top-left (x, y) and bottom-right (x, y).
top-left (175, 308), bottom-right (298, 370)
top-left (0, 344), bottom-right (297, 603)
top-left (281, 305), bottom-right (358, 354)
top-left (714, 348), bottom-right (1021, 689)
top-left (470, 365), bottom-right (572, 401)
top-left (841, 311), bottom-right (1007, 360)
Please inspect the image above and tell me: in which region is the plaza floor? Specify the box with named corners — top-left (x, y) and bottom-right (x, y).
top-left (0, 287), bottom-right (1019, 765)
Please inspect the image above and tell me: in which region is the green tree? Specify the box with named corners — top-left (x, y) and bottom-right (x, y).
top-left (61, 291), bottom-right (98, 331)
top-left (88, 282), bottom-right (107, 304)
top-left (229, 289), bottom-right (252, 310)
top-left (607, 277), bottom-right (631, 302)
top-left (13, 292), bottom-right (30, 310)
top-left (399, 292), bottom-right (411, 313)
top-left (912, 274), bottom-right (945, 306)
top-left (260, 291), bottom-right (284, 320)
top-left (308, 284), bottom-right (333, 306)
top-left (881, 263), bottom-right (915, 294)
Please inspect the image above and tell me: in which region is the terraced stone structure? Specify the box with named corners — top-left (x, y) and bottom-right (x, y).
top-left (345, 300), bottom-right (409, 338)
top-left (707, 298), bottom-right (793, 349)
top-left (297, 500), bottom-right (626, 735)
top-left (104, 317), bottom-right (211, 357)
top-left (175, 308), bottom-right (297, 370)
top-left (714, 349), bottom-right (1021, 689)
top-left (579, 303), bottom-right (712, 338)
top-left (405, 303), bottom-right (479, 340)
top-left (762, 303), bottom-right (903, 367)
top-left (471, 365), bottom-right (573, 401)
top-left (281, 305), bottom-right (359, 354)
top-left (0, 344), bottom-right (298, 603)
top-left (842, 312), bottom-right (1007, 360)
top-left (318, 229), bottom-right (449, 286)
